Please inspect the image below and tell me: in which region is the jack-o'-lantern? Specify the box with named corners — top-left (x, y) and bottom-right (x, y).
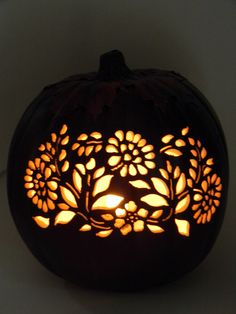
top-left (7, 50), bottom-right (229, 291)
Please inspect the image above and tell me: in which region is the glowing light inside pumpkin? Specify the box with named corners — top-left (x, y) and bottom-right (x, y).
top-left (24, 125), bottom-right (222, 238)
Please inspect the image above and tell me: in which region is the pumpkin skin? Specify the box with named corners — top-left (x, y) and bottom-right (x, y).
top-left (7, 50), bottom-right (228, 291)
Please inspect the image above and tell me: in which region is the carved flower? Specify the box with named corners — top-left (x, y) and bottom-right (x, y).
top-left (101, 201), bottom-right (164, 236)
top-left (106, 130), bottom-right (156, 177)
top-left (72, 132), bottom-right (102, 156)
top-left (114, 201), bottom-right (148, 235)
top-left (192, 174), bottom-right (222, 224)
top-left (24, 158), bottom-right (59, 212)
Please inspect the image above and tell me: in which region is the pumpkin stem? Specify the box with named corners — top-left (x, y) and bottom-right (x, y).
top-left (97, 50), bottom-right (132, 81)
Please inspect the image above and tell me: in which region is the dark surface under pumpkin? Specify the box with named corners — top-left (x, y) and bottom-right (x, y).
top-left (7, 50), bottom-right (228, 291)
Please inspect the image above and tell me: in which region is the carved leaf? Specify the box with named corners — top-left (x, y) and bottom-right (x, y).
top-left (176, 173), bottom-right (186, 195)
top-left (159, 168), bottom-right (169, 180)
top-left (61, 135), bottom-right (69, 145)
top-left (33, 216), bottom-right (50, 228)
top-left (150, 210), bottom-right (163, 219)
top-left (203, 167), bottom-right (212, 176)
top-left (92, 195), bottom-right (124, 210)
top-left (58, 203), bottom-right (70, 210)
top-left (187, 179), bottom-right (193, 188)
top-left (59, 149), bottom-right (67, 161)
top-left (73, 170), bottom-right (82, 193)
top-left (201, 147), bottom-right (207, 159)
top-left (181, 127), bottom-right (189, 136)
top-left (93, 167), bottom-right (105, 179)
top-left (101, 214), bottom-right (114, 221)
top-left (175, 219), bottom-right (190, 236)
top-left (141, 194), bottom-right (168, 207)
top-left (189, 168), bottom-right (197, 180)
top-left (129, 180), bottom-right (151, 189)
top-left (96, 230), bottom-right (113, 238)
top-left (147, 224), bottom-right (164, 233)
top-left (80, 224), bottom-right (92, 231)
top-left (61, 161), bottom-right (69, 172)
top-left (54, 211), bottom-right (76, 225)
top-left (151, 178), bottom-right (169, 197)
top-left (164, 149), bottom-right (182, 157)
top-left (92, 175), bottom-right (114, 197)
top-left (190, 159), bottom-right (198, 168)
top-left (60, 186), bottom-right (77, 208)
top-left (162, 134), bottom-right (174, 143)
top-left (175, 194), bottom-right (190, 214)
top-left (60, 124), bottom-right (68, 135)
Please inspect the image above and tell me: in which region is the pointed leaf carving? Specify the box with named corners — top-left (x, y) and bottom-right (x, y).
top-left (92, 175), bottom-right (114, 197)
top-left (150, 210), bottom-right (163, 219)
top-left (151, 178), bottom-right (169, 197)
top-left (175, 194), bottom-right (190, 214)
top-left (164, 149), bottom-right (182, 157)
top-left (176, 173), bottom-right (186, 195)
top-left (129, 180), bottom-right (151, 189)
top-left (33, 216), bottom-right (50, 228)
top-left (54, 211), bottom-right (76, 225)
top-left (73, 169), bottom-right (82, 193)
top-left (92, 194), bottom-right (124, 210)
top-left (93, 167), bottom-right (105, 179)
top-left (101, 214), bottom-right (114, 221)
top-left (96, 230), bottom-right (113, 238)
top-left (80, 224), bottom-right (92, 231)
top-left (60, 186), bottom-right (77, 208)
top-left (162, 134), bottom-right (174, 143)
top-left (141, 194), bottom-right (168, 207)
top-left (147, 224), bottom-right (164, 233)
top-left (175, 219), bottom-right (190, 236)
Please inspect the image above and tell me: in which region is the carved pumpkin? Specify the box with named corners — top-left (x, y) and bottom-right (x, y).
top-left (7, 50), bottom-right (229, 290)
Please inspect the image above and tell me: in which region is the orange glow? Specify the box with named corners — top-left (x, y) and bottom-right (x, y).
top-left (25, 125), bottom-right (222, 238)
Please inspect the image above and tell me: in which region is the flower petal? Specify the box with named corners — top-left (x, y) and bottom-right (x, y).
top-left (129, 164), bottom-right (137, 176)
top-left (47, 181), bottom-right (58, 191)
top-left (137, 164), bottom-right (148, 175)
top-left (115, 130), bottom-right (124, 141)
top-left (106, 144), bottom-right (119, 153)
top-left (47, 198), bottom-right (55, 210)
top-left (133, 220), bottom-right (144, 232)
top-left (114, 218), bottom-right (126, 228)
top-left (144, 161), bottom-right (156, 169)
top-left (126, 131), bottom-right (134, 142)
top-left (115, 208), bottom-right (126, 218)
top-left (27, 190), bottom-right (36, 198)
top-left (108, 156), bottom-right (121, 167)
top-left (137, 208), bottom-right (149, 218)
top-left (120, 224), bottom-right (132, 235)
top-left (120, 165), bottom-right (128, 177)
top-left (125, 201), bottom-right (137, 212)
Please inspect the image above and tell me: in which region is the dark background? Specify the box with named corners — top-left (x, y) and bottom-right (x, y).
top-left (0, 0), bottom-right (235, 313)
